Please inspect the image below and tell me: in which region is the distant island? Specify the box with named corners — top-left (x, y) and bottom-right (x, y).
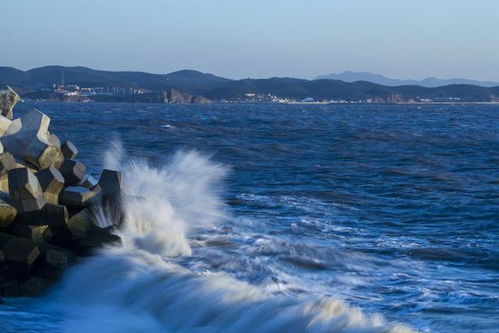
top-left (1, 65), bottom-right (499, 104)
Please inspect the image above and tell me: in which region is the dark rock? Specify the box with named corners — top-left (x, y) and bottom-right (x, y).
top-left (15, 203), bottom-right (68, 227)
top-left (45, 249), bottom-right (67, 269)
top-left (47, 224), bottom-right (73, 249)
top-left (8, 224), bottom-right (49, 243)
top-left (98, 169), bottom-right (122, 196)
top-left (59, 159), bottom-right (86, 186)
top-left (76, 227), bottom-right (121, 252)
top-left (0, 279), bottom-right (18, 297)
top-left (99, 194), bottom-right (124, 227)
top-left (96, 169), bottom-right (124, 226)
top-left (41, 227), bottom-right (54, 243)
top-left (0, 260), bottom-right (8, 273)
top-left (67, 209), bottom-right (92, 240)
top-left (18, 276), bottom-right (52, 297)
top-left (0, 233), bottom-right (40, 268)
top-left (61, 141), bottom-right (78, 159)
top-left (38, 263), bottom-right (65, 281)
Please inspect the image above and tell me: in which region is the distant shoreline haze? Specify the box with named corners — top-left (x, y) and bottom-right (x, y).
top-left (1, 65), bottom-right (499, 104)
top-left (316, 71), bottom-right (499, 88)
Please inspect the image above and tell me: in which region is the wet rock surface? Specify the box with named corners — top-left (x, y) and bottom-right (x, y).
top-left (0, 87), bottom-right (124, 297)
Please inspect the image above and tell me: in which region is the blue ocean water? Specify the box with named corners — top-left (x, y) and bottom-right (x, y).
top-left (1, 102), bottom-right (498, 332)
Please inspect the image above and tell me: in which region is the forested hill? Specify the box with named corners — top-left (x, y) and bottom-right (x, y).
top-left (1, 66), bottom-right (499, 102)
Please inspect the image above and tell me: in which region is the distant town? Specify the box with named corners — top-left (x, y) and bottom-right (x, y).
top-left (42, 83), bottom-right (477, 105)
top-left (2, 66), bottom-right (498, 104)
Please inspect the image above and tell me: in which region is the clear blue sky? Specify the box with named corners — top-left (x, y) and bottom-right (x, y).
top-left (2, 0), bottom-right (498, 80)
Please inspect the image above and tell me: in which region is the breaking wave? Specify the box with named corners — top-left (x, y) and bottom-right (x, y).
top-left (51, 143), bottom-right (414, 333)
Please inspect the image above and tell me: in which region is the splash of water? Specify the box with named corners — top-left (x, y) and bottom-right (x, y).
top-left (51, 143), bottom-right (414, 333)
top-left (102, 142), bottom-right (227, 257)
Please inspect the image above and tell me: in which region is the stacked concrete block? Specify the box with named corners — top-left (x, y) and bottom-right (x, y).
top-left (98, 169), bottom-right (123, 197)
top-left (78, 174), bottom-right (98, 189)
top-left (9, 225), bottom-right (49, 243)
top-left (8, 168), bottom-right (45, 213)
top-left (59, 159), bottom-right (86, 186)
top-left (0, 199), bottom-right (17, 228)
top-left (38, 249), bottom-right (68, 283)
top-left (0, 233), bottom-right (40, 269)
top-left (35, 167), bottom-right (65, 204)
top-left (59, 186), bottom-right (100, 210)
top-left (48, 133), bottom-right (61, 148)
top-left (0, 152), bottom-right (17, 192)
top-left (0, 109), bottom-right (64, 170)
top-left (45, 249), bottom-right (67, 269)
top-left (0, 86), bottom-right (21, 119)
top-left (61, 141), bottom-right (78, 159)
top-left (96, 169), bottom-right (124, 227)
top-left (0, 153), bottom-right (16, 174)
top-left (0, 88), bottom-right (124, 297)
top-left (16, 203), bottom-right (68, 227)
top-left (28, 143), bottom-right (64, 170)
top-left (0, 115), bottom-right (12, 137)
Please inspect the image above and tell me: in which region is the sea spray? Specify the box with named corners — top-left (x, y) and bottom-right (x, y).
top-left (102, 141), bottom-right (228, 256)
top-left (51, 144), bottom-right (414, 333)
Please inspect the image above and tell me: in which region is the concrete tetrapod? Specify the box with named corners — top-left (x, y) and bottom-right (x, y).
top-left (0, 115), bottom-right (12, 137)
top-left (0, 232), bottom-right (40, 269)
top-left (16, 203), bottom-right (68, 227)
top-left (35, 167), bottom-right (65, 204)
top-left (0, 109), bottom-right (64, 170)
top-left (0, 88), bottom-right (124, 297)
top-left (59, 159), bottom-right (86, 186)
top-left (0, 152), bottom-right (17, 192)
top-left (0, 199), bottom-right (17, 228)
top-left (98, 169), bottom-right (123, 196)
top-left (61, 141), bottom-right (78, 159)
top-left (8, 168), bottom-right (45, 214)
top-left (0, 86), bottom-right (21, 120)
top-left (0, 153), bottom-right (17, 175)
top-left (59, 186), bottom-right (100, 210)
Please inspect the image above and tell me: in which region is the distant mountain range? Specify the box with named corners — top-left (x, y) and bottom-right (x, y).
top-left (1, 66), bottom-right (499, 103)
top-left (0, 66), bottom-right (230, 95)
top-left (315, 71), bottom-right (499, 88)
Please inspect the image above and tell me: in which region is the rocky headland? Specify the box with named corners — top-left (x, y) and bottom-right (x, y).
top-left (0, 87), bottom-right (123, 298)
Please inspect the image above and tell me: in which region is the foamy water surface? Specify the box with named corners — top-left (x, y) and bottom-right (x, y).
top-left (1, 103), bottom-right (498, 333)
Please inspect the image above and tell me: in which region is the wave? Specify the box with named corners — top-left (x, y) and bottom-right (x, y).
top-left (49, 143), bottom-right (414, 333)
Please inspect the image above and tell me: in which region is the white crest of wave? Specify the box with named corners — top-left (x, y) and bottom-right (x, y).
top-left (52, 143), bottom-right (414, 333)
top-left (57, 252), bottom-right (414, 333)
top-left (102, 142), bottom-right (227, 257)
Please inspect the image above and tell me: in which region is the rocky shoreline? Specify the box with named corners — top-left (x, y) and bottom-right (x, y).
top-left (0, 87), bottom-right (123, 298)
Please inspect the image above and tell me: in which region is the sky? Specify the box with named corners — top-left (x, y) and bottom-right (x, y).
top-left (1, 0), bottom-right (499, 80)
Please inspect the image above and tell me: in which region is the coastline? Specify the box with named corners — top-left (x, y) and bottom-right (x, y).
top-left (22, 99), bottom-right (499, 106)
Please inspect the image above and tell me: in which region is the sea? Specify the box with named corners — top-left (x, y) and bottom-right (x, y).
top-left (0, 102), bottom-right (498, 333)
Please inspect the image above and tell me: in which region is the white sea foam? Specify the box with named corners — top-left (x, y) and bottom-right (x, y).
top-left (52, 142), bottom-right (415, 333)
